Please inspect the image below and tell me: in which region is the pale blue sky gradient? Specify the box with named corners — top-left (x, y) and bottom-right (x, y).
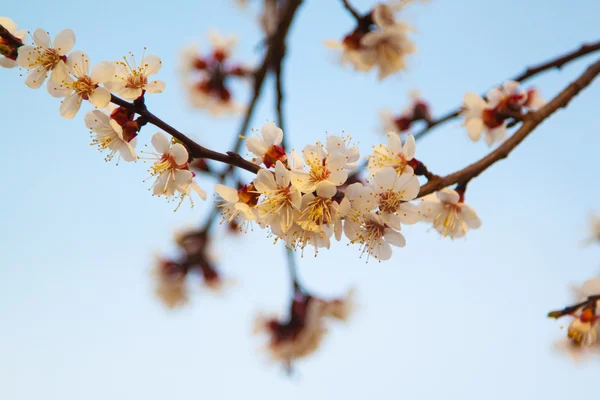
top-left (1, 0), bottom-right (599, 399)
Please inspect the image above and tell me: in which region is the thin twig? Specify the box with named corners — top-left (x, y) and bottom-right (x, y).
top-left (417, 58), bottom-right (600, 198)
top-left (412, 40), bottom-right (600, 141)
top-left (341, 0), bottom-right (362, 22)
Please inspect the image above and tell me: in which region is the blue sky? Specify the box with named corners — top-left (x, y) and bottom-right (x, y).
top-left (1, 0), bottom-right (599, 399)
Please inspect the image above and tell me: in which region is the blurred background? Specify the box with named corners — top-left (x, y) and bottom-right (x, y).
top-left (1, 0), bottom-right (599, 398)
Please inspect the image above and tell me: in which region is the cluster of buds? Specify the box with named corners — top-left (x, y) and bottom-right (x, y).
top-left (153, 229), bottom-right (226, 308)
top-left (0, 17), bottom-right (25, 68)
top-left (462, 81), bottom-right (544, 147)
top-left (549, 274), bottom-right (600, 360)
top-left (379, 90), bottom-right (433, 134)
top-left (215, 122), bottom-right (482, 261)
top-left (254, 285), bottom-right (355, 368)
top-left (180, 32), bottom-right (251, 115)
top-left (325, 2), bottom-right (421, 80)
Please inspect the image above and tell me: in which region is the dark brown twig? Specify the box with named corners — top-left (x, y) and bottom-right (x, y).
top-left (417, 58), bottom-right (600, 198)
top-left (340, 0), bottom-right (362, 23)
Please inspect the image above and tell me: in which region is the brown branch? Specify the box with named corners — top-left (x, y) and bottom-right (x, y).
top-left (417, 58), bottom-right (600, 198)
top-left (548, 295), bottom-right (600, 319)
top-left (221, 0), bottom-right (302, 179)
top-left (341, 0), bottom-right (362, 22)
top-left (111, 95), bottom-right (261, 175)
top-left (412, 40), bottom-right (600, 141)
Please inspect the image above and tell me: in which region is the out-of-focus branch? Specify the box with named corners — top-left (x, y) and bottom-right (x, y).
top-left (221, 0), bottom-right (303, 178)
top-left (340, 0), bottom-right (362, 22)
top-left (412, 40), bottom-right (600, 141)
top-left (417, 58), bottom-right (600, 198)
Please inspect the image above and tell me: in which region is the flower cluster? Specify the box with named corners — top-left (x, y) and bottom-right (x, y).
top-left (325, 2), bottom-right (420, 80)
top-left (215, 124), bottom-right (482, 261)
top-left (462, 81), bottom-right (544, 147)
top-left (180, 32), bottom-right (250, 115)
top-left (549, 274), bottom-right (600, 361)
top-left (153, 229), bottom-right (227, 308)
top-left (254, 287), bottom-right (355, 367)
top-left (379, 89), bottom-right (433, 134)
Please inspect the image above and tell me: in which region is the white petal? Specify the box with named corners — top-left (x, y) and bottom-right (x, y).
top-left (0, 17), bottom-right (17, 33)
top-left (119, 142), bottom-right (137, 162)
top-left (373, 167), bottom-right (398, 192)
top-left (215, 184), bottom-right (239, 204)
top-left (274, 160), bottom-right (290, 187)
top-left (50, 60), bottom-right (68, 83)
top-left (463, 92), bottom-right (486, 111)
top-left (397, 202), bottom-right (421, 225)
top-left (254, 169), bottom-right (277, 193)
top-left (33, 28), bottom-right (50, 48)
top-left (0, 58), bottom-right (16, 68)
top-left (90, 61), bottom-right (115, 84)
top-left (67, 50), bottom-right (89, 77)
top-left (460, 204), bottom-right (482, 229)
top-left (372, 240), bottom-right (393, 261)
top-left (436, 189), bottom-right (460, 204)
top-left (384, 229), bottom-right (406, 247)
top-left (46, 79), bottom-right (71, 98)
top-left (246, 137), bottom-right (268, 156)
top-left (261, 122), bottom-right (283, 145)
top-left (316, 181), bottom-right (337, 198)
top-left (88, 87), bottom-right (111, 108)
top-left (151, 132), bottom-right (170, 154)
top-left (466, 118), bottom-right (484, 142)
top-left (25, 68), bottom-right (47, 89)
top-left (396, 174), bottom-right (420, 201)
top-left (53, 29), bottom-right (76, 55)
top-left (191, 182), bottom-right (207, 200)
top-left (85, 109), bottom-right (109, 130)
top-left (486, 88), bottom-right (503, 108)
top-left (503, 80), bottom-right (520, 95)
top-left (144, 80), bottom-right (166, 94)
top-left (141, 54), bottom-right (162, 76)
top-left (170, 143), bottom-right (189, 165)
top-left (118, 87), bottom-right (143, 100)
top-left (402, 134), bottom-right (416, 160)
top-left (59, 93), bottom-right (83, 119)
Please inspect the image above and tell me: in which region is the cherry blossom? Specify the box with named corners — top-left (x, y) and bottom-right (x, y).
top-left (290, 142), bottom-right (349, 195)
top-left (214, 183), bottom-right (259, 230)
top-left (48, 51), bottom-right (113, 118)
top-left (152, 256), bottom-right (189, 309)
top-left (254, 160), bottom-right (302, 233)
top-left (84, 109), bottom-right (137, 163)
top-left (419, 188), bottom-right (482, 238)
top-left (105, 52), bottom-right (165, 100)
top-left (0, 17), bottom-right (26, 68)
top-left (360, 23), bottom-right (416, 80)
top-left (245, 122), bottom-right (287, 168)
top-left (368, 133), bottom-right (416, 175)
top-left (347, 211), bottom-right (406, 261)
top-left (17, 28), bottom-right (75, 90)
top-left (369, 167), bottom-right (421, 229)
top-left (325, 135), bottom-right (360, 170)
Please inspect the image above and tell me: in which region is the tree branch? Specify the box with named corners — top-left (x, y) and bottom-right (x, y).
top-left (412, 40), bottom-right (600, 141)
top-left (417, 58), bottom-right (600, 198)
top-left (111, 95), bottom-right (261, 175)
top-left (340, 0), bottom-right (362, 22)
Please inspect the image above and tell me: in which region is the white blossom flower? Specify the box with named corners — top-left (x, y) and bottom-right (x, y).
top-left (144, 133), bottom-right (206, 208)
top-left (47, 51), bottom-right (113, 118)
top-left (254, 160), bottom-right (302, 233)
top-left (524, 88), bottom-right (545, 110)
top-left (419, 188), bottom-right (482, 238)
top-left (368, 133), bottom-right (416, 175)
top-left (152, 256), bottom-right (188, 309)
top-left (84, 109), bottom-right (137, 163)
top-left (0, 17), bottom-right (26, 68)
top-left (214, 183), bottom-right (258, 230)
top-left (360, 24), bottom-right (416, 80)
top-left (582, 213), bottom-right (600, 246)
top-left (347, 211), bottom-right (406, 261)
top-left (324, 38), bottom-right (375, 72)
top-left (325, 135), bottom-right (360, 170)
top-left (462, 81), bottom-right (526, 147)
top-left (369, 167), bottom-right (421, 229)
top-left (290, 142), bottom-right (348, 195)
top-left (342, 182), bottom-right (377, 240)
top-left (105, 53), bottom-right (165, 100)
top-left (324, 288), bottom-right (356, 322)
top-left (253, 296), bottom-right (329, 366)
top-left (187, 87), bottom-right (245, 116)
top-left (245, 122), bottom-right (287, 168)
top-left (17, 28), bottom-right (75, 89)
top-left (208, 31), bottom-right (237, 59)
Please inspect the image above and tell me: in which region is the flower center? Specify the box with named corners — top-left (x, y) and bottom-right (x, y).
top-left (378, 190), bottom-right (403, 213)
top-left (32, 47), bottom-right (62, 70)
top-left (298, 197), bottom-right (333, 232)
top-left (433, 204), bottom-right (462, 237)
top-left (308, 163), bottom-right (331, 184)
top-left (263, 145), bottom-right (287, 169)
top-left (126, 72), bottom-right (148, 89)
top-left (481, 108), bottom-right (504, 129)
top-left (68, 75), bottom-right (97, 99)
top-left (151, 154), bottom-right (178, 176)
top-left (238, 184), bottom-right (260, 207)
